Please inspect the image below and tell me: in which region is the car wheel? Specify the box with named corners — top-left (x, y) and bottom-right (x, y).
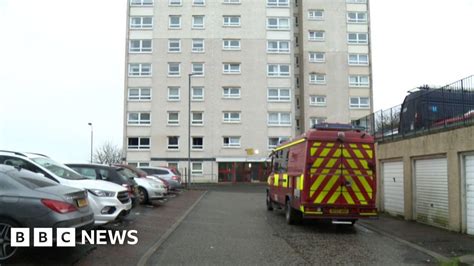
top-left (138, 187), bottom-right (149, 204)
top-left (266, 192), bottom-right (273, 211)
top-left (0, 219), bottom-right (19, 262)
top-left (285, 199), bottom-right (301, 225)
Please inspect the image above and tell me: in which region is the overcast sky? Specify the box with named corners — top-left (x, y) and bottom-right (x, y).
top-left (0, 0), bottom-right (473, 162)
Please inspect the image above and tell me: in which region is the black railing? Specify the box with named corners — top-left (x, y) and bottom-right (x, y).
top-left (352, 75), bottom-right (474, 142)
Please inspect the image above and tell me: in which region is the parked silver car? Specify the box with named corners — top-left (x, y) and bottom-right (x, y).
top-left (139, 166), bottom-right (183, 191)
top-left (0, 165), bottom-right (94, 261)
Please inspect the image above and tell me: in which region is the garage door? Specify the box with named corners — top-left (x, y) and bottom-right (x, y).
top-left (466, 155), bottom-right (474, 235)
top-left (382, 161), bottom-right (404, 216)
top-left (414, 158), bottom-right (449, 228)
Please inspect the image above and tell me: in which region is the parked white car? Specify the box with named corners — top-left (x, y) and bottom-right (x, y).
top-left (0, 151), bottom-right (132, 225)
top-left (116, 167), bottom-right (167, 204)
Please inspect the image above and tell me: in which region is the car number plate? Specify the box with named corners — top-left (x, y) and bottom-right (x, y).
top-left (329, 208), bottom-right (349, 214)
top-left (77, 198), bottom-right (88, 208)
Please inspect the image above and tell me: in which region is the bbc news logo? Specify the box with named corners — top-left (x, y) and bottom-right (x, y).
top-left (11, 228), bottom-right (138, 247)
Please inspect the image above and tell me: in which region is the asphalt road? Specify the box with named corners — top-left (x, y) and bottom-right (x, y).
top-left (147, 184), bottom-right (436, 265)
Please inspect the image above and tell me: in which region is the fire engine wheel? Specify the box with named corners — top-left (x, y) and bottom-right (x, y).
top-left (266, 192), bottom-right (273, 211)
top-left (285, 200), bottom-right (301, 225)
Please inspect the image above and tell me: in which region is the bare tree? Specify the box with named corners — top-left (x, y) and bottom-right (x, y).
top-left (93, 142), bottom-right (123, 165)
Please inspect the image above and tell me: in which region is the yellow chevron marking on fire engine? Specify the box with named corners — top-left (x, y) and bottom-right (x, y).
top-left (300, 206), bottom-right (305, 212)
top-left (274, 174), bottom-right (279, 186)
top-left (353, 149), bottom-right (364, 159)
top-left (326, 143), bottom-right (335, 147)
top-left (322, 168), bottom-right (331, 174)
top-left (315, 175), bottom-right (338, 203)
top-left (327, 190), bottom-right (341, 204)
top-left (342, 149), bottom-right (351, 158)
top-left (347, 159), bottom-right (358, 169)
top-left (310, 148), bottom-right (317, 156)
top-left (350, 144), bottom-right (358, 148)
top-left (312, 158), bottom-right (324, 168)
top-left (347, 180), bottom-right (367, 204)
top-left (320, 148), bottom-right (331, 157)
top-left (355, 173), bottom-right (373, 193)
top-left (310, 175), bottom-right (327, 198)
top-left (365, 150), bottom-right (373, 159)
top-left (362, 144), bottom-right (370, 149)
top-left (333, 149), bottom-right (341, 157)
top-left (326, 158), bottom-right (338, 168)
top-left (358, 160), bottom-right (369, 169)
top-left (342, 187), bottom-right (355, 205)
top-left (312, 142), bottom-right (321, 147)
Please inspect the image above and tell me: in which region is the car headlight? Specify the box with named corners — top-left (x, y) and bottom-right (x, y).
top-left (87, 189), bottom-right (115, 197)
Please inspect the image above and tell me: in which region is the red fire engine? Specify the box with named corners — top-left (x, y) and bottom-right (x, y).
top-left (266, 123), bottom-right (377, 225)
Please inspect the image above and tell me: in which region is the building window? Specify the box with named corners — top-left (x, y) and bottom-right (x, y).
top-left (168, 87), bottom-right (180, 101)
top-left (347, 12), bottom-right (367, 23)
top-left (128, 112), bottom-right (151, 125)
top-left (192, 39), bottom-right (205, 52)
top-left (193, 0), bottom-right (205, 6)
top-left (168, 39), bottom-right (181, 52)
top-left (223, 87), bottom-right (241, 99)
top-left (268, 137), bottom-right (289, 149)
top-left (168, 62), bottom-right (181, 76)
top-left (129, 162), bottom-right (150, 167)
top-left (309, 73), bottom-right (326, 84)
top-left (223, 39), bottom-right (241, 50)
top-left (267, 40), bottom-right (290, 53)
top-left (191, 112), bottom-right (204, 125)
top-left (192, 63), bottom-right (205, 76)
top-left (267, 64), bottom-right (290, 77)
top-left (129, 39), bottom-right (152, 53)
top-left (128, 137), bottom-right (150, 150)
top-left (191, 162), bottom-right (203, 175)
top-left (267, 17), bottom-right (290, 30)
top-left (310, 117), bottom-right (326, 127)
top-left (350, 97), bottom-right (370, 109)
top-left (348, 33), bottom-right (368, 44)
top-left (130, 0), bottom-right (153, 6)
top-left (223, 137), bottom-right (241, 148)
top-left (223, 0), bottom-right (241, 3)
top-left (267, 88), bottom-right (290, 102)
top-left (192, 87), bottom-right (204, 101)
top-left (192, 15), bottom-right (205, 29)
top-left (167, 112), bottom-right (180, 125)
top-left (349, 75), bottom-right (370, 87)
top-left (167, 162), bottom-right (178, 169)
top-left (128, 88), bottom-right (151, 101)
top-left (130, 17), bottom-right (153, 29)
top-left (309, 31), bottom-right (325, 41)
top-left (348, 54), bottom-right (369, 65)
top-left (167, 136), bottom-right (179, 150)
top-left (192, 137), bottom-right (204, 150)
top-left (169, 0), bottom-right (181, 6)
top-left (309, 95), bottom-right (326, 106)
top-left (268, 112), bottom-right (291, 126)
top-left (309, 52), bottom-right (325, 63)
top-left (308, 9), bottom-right (324, 20)
top-left (267, 0), bottom-right (289, 7)
top-left (128, 63), bottom-right (152, 77)
top-left (223, 16), bottom-right (241, 27)
top-left (223, 112), bottom-right (241, 123)
top-left (223, 63), bottom-right (241, 74)
top-left (169, 15), bottom-right (181, 29)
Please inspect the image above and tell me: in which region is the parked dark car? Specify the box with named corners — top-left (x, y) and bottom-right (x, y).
top-left (0, 165), bottom-right (94, 261)
top-left (66, 164), bottom-right (139, 206)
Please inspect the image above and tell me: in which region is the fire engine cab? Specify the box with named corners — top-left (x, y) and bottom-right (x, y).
top-left (266, 123), bottom-right (377, 225)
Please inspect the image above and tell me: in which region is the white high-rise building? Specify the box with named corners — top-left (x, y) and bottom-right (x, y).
top-left (123, 0), bottom-right (372, 183)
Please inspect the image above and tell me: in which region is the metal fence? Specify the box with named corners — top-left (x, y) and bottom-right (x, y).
top-left (352, 75), bottom-right (474, 142)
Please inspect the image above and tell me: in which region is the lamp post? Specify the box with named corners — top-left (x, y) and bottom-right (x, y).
top-left (188, 73), bottom-right (196, 187)
top-left (88, 122), bottom-right (93, 163)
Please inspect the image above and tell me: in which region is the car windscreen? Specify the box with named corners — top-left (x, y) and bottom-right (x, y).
top-left (116, 168), bottom-right (137, 179)
top-left (7, 168), bottom-right (58, 189)
top-left (31, 157), bottom-right (85, 180)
